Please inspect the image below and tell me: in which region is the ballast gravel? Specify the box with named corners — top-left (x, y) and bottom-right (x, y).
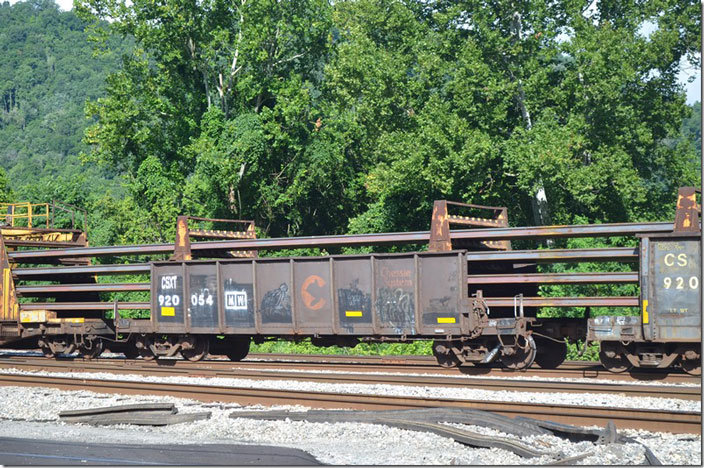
top-left (0, 385), bottom-right (700, 465)
top-left (0, 366), bottom-right (699, 412)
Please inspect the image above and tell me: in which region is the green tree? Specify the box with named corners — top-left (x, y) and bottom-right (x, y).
top-left (77, 0), bottom-right (340, 239)
top-left (332, 0), bottom-right (700, 237)
top-left (681, 101), bottom-right (701, 161)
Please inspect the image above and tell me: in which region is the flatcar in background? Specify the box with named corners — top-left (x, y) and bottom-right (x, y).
top-left (0, 188), bottom-right (699, 375)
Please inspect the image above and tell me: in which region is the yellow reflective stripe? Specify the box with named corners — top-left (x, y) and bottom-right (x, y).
top-left (642, 299), bottom-right (649, 324)
top-left (345, 310), bottom-right (363, 317)
top-left (437, 317), bottom-right (456, 324)
top-left (161, 307), bottom-right (175, 317)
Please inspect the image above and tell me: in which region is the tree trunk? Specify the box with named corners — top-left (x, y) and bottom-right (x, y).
top-left (511, 11), bottom-right (551, 227)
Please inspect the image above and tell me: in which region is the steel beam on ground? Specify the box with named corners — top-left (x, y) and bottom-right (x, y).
top-left (19, 302), bottom-right (150, 310)
top-left (6, 222), bottom-right (673, 262)
top-left (13, 263), bottom-right (151, 279)
top-left (16, 283), bottom-right (149, 296)
top-left (468, 272), bottom-right (638, 284)
top-left (465, 247), bottom-right (638, 263)
top-left (484, 297), bottom-right (639, 307)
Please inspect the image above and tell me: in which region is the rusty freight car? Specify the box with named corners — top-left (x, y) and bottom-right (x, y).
top-left (0, 188), bottom-right (700, 374)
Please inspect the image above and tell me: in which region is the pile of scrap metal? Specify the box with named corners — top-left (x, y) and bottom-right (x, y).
top-left (229, 407), bottom-right (663, 465)
top-left (59, 402), bottom-right (211, 426)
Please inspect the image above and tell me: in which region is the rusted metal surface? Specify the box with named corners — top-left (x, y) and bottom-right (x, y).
top-left (429, 200), bottom-right (510, 251)
top-left (0, 373), bottom-right (699, 434)
top-left (673, 187), bottom-right (701, 233)
top-left (151, 252), bottom-right (468, 336)
top-left (641, 235), bottom-right (701, 341)
top-left (172, 216), bottom-right (192, 261)
top-left (7, 222), bottom-right (675, 262)
top-left (465, 248), bottom-right (639, 263)
top-left (2, 239), bottom-right (86, 248)
top-left (19, 302), bottom-right (150, 310)
top-left (16, 282), bottom-right (149, 296)
top-left (0, 235), bottom-right (19, 322)
top-left (484, 297), bottom-right (639, 307)
top-left (467, 272), bottom-right (638, 284)
top-left (172, 216), bottom-right (257, 261)
top-left (588, 316), bottom-right (643, 342)
top-left (13, 263), bottom-right (151, 279)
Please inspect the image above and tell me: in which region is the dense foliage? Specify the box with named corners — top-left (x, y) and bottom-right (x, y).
top-left (0, 0), bottom-right (701, 358)
top-left (72, 0), bottom-right (700, 244)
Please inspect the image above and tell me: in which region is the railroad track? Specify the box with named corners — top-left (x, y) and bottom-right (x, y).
top-left (2, 350), bottom-right (696, 383)
top-left (0, 356), bottom-right (699, 401)
top-left (0, 372), bottom-right (699, 435)
top-left (244, 353), bottom-right (699, 384)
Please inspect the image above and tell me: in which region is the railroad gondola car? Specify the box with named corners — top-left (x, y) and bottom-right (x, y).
top-left (0, 188), bottom-right (700, 374)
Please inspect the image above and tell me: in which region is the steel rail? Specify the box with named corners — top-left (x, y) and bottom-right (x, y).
top-left (3, 240), bottom-right (85, 248)
top-left (0, 357), bottom-right (697, 400)
top-left (484, 296), bottom-right (639, 307)
top-left (12, 268), bottom-right (640, 286)
top-left (467, 272), bottom-right (639, 284)
top-left (16, 283), bottom-right (149, 296)
top-left (240, 355), bottom-right (699, 384)
top-left (13, 263), bottom-right (151, 279)
top-left (6, 221), bottom-right (674, 262)
top-left (0, 226), bottom-right (83, 234)
top-left (0, 373), bottom-right (698, 434)
top-left (465, 247), bottom-right (639, 263)
top-left (0, 351), bottom-right (696, 383)
top-left (19, 302), bottom-right (150, 310)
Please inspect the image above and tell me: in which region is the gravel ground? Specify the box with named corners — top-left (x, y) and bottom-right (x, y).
top-left (0, 384), bottom-right (700, 465)
top-left (0, 367), bottom-right (699, 413)
top-left (227, 365), bottom-right (702, 387)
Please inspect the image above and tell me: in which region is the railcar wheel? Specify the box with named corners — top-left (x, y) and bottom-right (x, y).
top-left (225, 337), bottom-right (251, 362)
top-left (39, 337), bottom-right (74, 358)
top-left (432, 341), bottom-right (461, 368)
top-left (39, 343), bottom-right (55, 358)
top-left (501, 335), bottom-right (536, 370)
top-left (136, 336), bottom-right (156, 360)
top-left (122, 344), bottom-right (140, 360)
top-left (79, 339), bottom-right (104, 359)
top-left (533, 338), bottom-right (567, 369)
top-left (681, 357), bottom-right (701, 376)
top-left (181, 336), bottom-right (209, 362)
top-left (599, 342), bottom-right (632, 373)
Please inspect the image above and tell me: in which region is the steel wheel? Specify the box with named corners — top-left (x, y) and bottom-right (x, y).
top-left (432, 341), bottom-right (461, 368)
top-left (123, 346), bottom-right (140, 360)
top-left (39, 342), bottom-right (56, 358)
top-left (599, 342), bottom-right (632, 373)
top-left (533, 338), bottom-right (567, 369)
top-left (181, 337), bottom-right (209, 362)
top-left (136, 336), bottom-right (156, 360)
top-left (225, 337), bottom-right (251, 362)
top-left (79, 339), bottom-right (104, 359)
top-left (501, 335), bottom-right (537, 370)
top-left (681, 358), bottom-right (701, 376)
